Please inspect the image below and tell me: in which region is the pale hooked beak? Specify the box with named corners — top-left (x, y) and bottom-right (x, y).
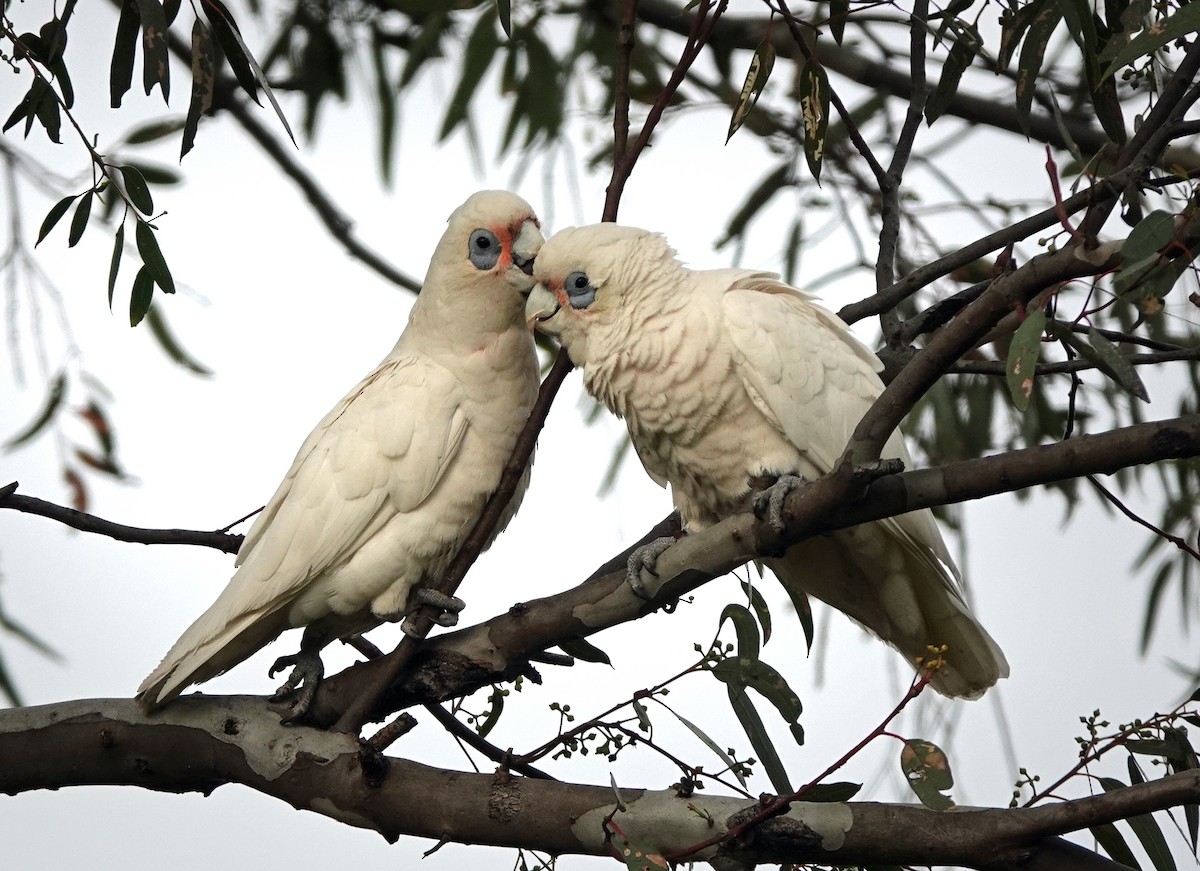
top-left (525, 283), bottom-right (561, 331)
top-left (512, 219), bottom-right (543, 276)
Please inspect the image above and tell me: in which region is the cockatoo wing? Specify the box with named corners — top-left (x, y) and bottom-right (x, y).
top-left (720, 275), bottom-right (1007, 697)
top-left (137, 354), bottom-right (468, 704)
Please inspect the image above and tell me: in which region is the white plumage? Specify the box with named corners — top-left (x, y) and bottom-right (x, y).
top-left (527, 223), bottom-right (1007, 698)
top-left (138, 190), bottom-right (543, 709)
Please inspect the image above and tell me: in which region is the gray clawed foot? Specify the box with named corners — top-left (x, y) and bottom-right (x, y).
top-left (626, 536), bottom-right (677, 599)
top-left (751, 473), bottom-right (807, 533)
top-left (401, 588), bottom-right (466, 637)
top-left (268, 649), bottom-right (325, 723)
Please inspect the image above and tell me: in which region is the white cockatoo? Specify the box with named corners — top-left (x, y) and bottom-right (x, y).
top-left (526, 223), bottom-right (1008, 698)
top-left (138, 190), bottom-right (544, 713)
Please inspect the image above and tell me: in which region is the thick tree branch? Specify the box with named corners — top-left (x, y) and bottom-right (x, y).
top-left (0, 697), bottom-right (1188, 868)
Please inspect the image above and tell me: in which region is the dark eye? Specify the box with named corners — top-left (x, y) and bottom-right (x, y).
top-left (469, 229), bottom-right (501, 270)
top-left (565, 271), bottom-right (596, 309)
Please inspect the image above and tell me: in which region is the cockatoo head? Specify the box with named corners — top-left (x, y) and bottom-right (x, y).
top-left (526, 223), bottom-right (680, 365)
top-left (417, 191), bottom-right (544, 337)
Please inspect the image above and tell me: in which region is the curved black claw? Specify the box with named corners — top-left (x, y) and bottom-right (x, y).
top-left (751, 473), bottom-right (808, 533)
top-left (626, 536), bottom-right (677, 599)
top-left (268, 649), bottom-right (325, 724)
top-left (402, 588), bottom-right (466, 637)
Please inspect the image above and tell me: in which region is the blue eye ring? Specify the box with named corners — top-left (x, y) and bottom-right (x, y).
top-left (469, 229), bottom-right (501, 270)
top-left (565, 271), bottom-right (596, 309)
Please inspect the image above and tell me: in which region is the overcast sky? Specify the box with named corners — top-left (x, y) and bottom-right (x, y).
top-left (2, 3), bottom-right (1197, 869)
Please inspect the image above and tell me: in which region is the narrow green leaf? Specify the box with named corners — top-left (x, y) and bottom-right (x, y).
top-left (477, 687), bottom-right (504, 738)
top-left (1015, 4), bottom-right (1064, 135)
top-left (110, 0), bottom-right (139, 108)
top-left (998, 0), bottom-right (1047, 69)
top-left (901, 738), bottom-right (955, 810)
top-left (129, 265), bottom-right (155, 327)
top-left (2, 91), bottom-right (32, 136)
top-left (202, 0), bottom-right (296, 145)
top-left (663, 706), bottom-right (747, 788)
top-left (121, 162), bottom-right (181, 186)
top-left (0, 599), bottom-right (61, 661)
top-left (1098, 777), bottom-right (1176, 871)
top-left (124, 118), bottom-right (186, 144)
top-left (726, 36), bottom-right (775, 143)
top-left (740, 579), bottom-right (772, 645)
top-left (497, 0), bottom-right (512, 37)
top-left (0, 652), bottom-right (23, 706)
top-left (1005, 306), bottom-right (1047, 412)
top-left (36, 195), bottom-right (75, 246)
top-left (3, 371), bottom-right (66, 450)
top-left (558, 636), bottom-right (612, 665)
top-left (438, 8), bottom-right (501, 141)
top-left (720, 604), bottom-right (761, 661)
top-left (135, 221), bottom-right (175, 294)
top-left (182, 18), bottom-right (216, 160)
top-left (370, 24), bottom-right (396, 185)
top-left (1085, 328), bottom-right (1150, 402)
top-left (798, 781), bottom-right (862, 802)
top-left (145, 305), bottom-right (212, 375)
top-left (632, 697), bottom-right (651, 731)
top-left (727, 686), bottom-right (793, 794)
top-left (31, 78), bottom-right (61, 143)
top-left (133, 0), bottom-right (170, 101)
top-left (108, 224), bottom-right (124, 311)
top-left (925, 26), bottom-right (981, 124)
top-left (1090, 822), bottom-right (1143, 870)
top-left (67, 190), bottom-right (93, 248)
top-left (117, 165), bottom-right (153, 215)
top-left (1121, 210), bottom-right (1176, 263)
top-left (829, 0), bottom-right (848, 44)
top-left (799, 58), bottom-right (830, 183)
top-left (712, 656), bottom-right (802, 728)
top-left (1103, 3), bottom-right (1200, 79)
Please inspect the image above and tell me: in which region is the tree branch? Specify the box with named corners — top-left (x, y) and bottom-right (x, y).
top-left (0, 696), bottom-right (1189, 867)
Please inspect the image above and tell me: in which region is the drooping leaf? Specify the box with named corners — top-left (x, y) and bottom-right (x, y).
top-left (1103, 3), bottom-right (1200, 79)
top-left (925, 25), bottom-right (981, 124)
top-left (124, 117), bottom-right (187, 144)
top-left (1015, 3), bottom-right (1064, 135)
top-left (558, 636), bottom-right (612, 665)
top-left (201, 0), bottom-right (296, 145)
top-left (145, 305), bottom-right (212, 376)
top-left (1098, 777), bottom-right (1176, 871)
top-left (901, 738), bottom-right (955, 810)
top-left (439, 8), bottom-right (501, 141)
top-left (133, 0), bottom-right (170, 100)
top-left (4, 371), bottom-right (66, 450)
top-left (1090, 822), bottom-right (1143, 870)
top-left (108, 224), bottom-right (124, 311)
top-left (1005, 305), bottom-right (1047, 412)
top-left (36, 195), bottom-right (76, 246)
top-left (110, 0), bottom-right (139, 108)
top-left (497, 0), bottom-right (512, 37)
top-left (727, 36), bottom-right (775, 143)
top-left (829, 0), bottom-right (848, 44)
top-left (129, 265), bottom-right (156, 327)
top-left (712, 656), bottom-right (802, 729)
top-left (662, 705), bottom-right (747, 788)
top-left (121, 162), bottom-right (181, 186)
top-left (740, 579), bottom-right (772, 645)
top-left (799, 58), bottom-right (830, 182)
top-left (27, 78), bottom-right (61, 143)
top-left (998, 0), bottom-right (1048, 69)
top-left (182, 18), bottom-right (215, 159)
top-left (779, 575), bottom-right (815, 653)
top-left (117, 164), bottom-right (154, 215)
top-left (720, 604), bottom-right (761, 661)
top-left (727, 686), bottom-right (793, 794)
top-left (68, 190), bottom-right (93, 248)
top-left (135, 221), bottom-right (175, 294)
top-left (370, 24), bottom-right (396, 185)
top-left (1051, 321), bottom-right (1149, 402)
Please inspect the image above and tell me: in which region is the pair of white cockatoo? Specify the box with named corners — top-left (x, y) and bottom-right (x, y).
top-left (137, 190), bottom-right (1006, 715)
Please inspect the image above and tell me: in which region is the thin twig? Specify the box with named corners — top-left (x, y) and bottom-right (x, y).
top-left (949, 346), bottom-right (1200, 377)
top-left (423, 702), bottom-right (555, 780)
top-left (0, 481), bottom-right (242, 554)
top-left (1087, 475), bottom-right (1200, 561)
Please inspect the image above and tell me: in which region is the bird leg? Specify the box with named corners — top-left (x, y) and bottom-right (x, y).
top-left (626, 536), bottom-right (678, 599)
top-left (751, 473), bottom-right (808, 533)
top-left (268, 626), bottom-right (326, 724)
top-left (401, 588), bottom-right (466, 637)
